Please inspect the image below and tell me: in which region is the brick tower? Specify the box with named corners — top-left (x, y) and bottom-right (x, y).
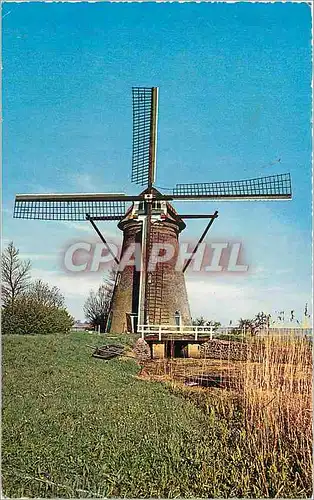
top-left (108, 196), bottom-right (191, 333)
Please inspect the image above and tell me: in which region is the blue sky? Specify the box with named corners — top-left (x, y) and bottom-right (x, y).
top-left (2, 2), bottom-right (312, 325)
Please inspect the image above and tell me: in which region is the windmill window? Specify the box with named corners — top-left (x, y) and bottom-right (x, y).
top-left (153, 201), bottom-right (162, 210)
top-left (175, 310), bottom-right (181, 326)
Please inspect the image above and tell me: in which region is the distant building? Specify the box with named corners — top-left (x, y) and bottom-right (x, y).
top-left (71, 321), bottom-right (94, 332)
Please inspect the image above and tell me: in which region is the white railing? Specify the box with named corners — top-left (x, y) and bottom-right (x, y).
top-left (137, 324), bottom-right (214, 341)
top-left (137, 325), bottom-right (313, 342)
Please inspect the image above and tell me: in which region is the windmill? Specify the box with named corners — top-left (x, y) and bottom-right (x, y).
top-left (14, 87), bottom-right (292, 334)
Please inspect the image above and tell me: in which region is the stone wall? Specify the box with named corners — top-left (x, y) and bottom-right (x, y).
top-left (200, 340), bottom-right (250, 361)
top-left (200, 339), bottom-right (312, 365)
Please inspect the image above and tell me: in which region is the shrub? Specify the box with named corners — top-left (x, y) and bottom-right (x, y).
top-left (2, 296), bottom-right (74, 335)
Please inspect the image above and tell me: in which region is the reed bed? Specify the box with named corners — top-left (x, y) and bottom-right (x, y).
top-left (141, 334), bottom-right (313, 496)
top-left (240, 335), bottom-right (312, 493)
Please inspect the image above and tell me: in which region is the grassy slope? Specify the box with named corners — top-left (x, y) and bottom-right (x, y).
top-left (2, 332), bottom-right (309, 498)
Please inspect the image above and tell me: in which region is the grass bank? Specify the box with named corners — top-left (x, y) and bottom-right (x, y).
top-left (2, 332), bottom-right (312, 497)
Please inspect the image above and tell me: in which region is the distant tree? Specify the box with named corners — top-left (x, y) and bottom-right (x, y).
top-left (207, 320), bottom-right (221, 330)
top-left (84, 268), bottom-right (116, 333)
top-left (192, 317), bottom-right (221, 331)
top-left (26, 279), bottom-right (65, 308)
top-left (236, 312), bottom-right (271, 336)
top-left (304, 303), bottom-right (311, 319)
top-left (237, 318), bottom-right (255, 335)
top-left (192, 316), bottom-right (207, 326)
top-left (1, 242), bottom-right (31, 306)
top-left (254, 312), bottom-right (271, 333)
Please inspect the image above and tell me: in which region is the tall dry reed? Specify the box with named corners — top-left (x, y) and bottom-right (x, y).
top-left (238, 335), bottom-right (312, 484)
top-left (141, 334), bottom-right (313, 494)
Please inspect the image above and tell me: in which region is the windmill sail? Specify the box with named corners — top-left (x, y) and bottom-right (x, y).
top-left (172, 173), bottom-right (292, 200)
top-left (131, 87), bottom-right (158, 187)
top-left (13, 193), bottom-right (137, 221)
top-left (131, 87), bottom-right (159, 323)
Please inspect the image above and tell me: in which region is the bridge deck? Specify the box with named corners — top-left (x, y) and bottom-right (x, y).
top-left (138, 324), bottom-right (214, 342)
top-left (143, 333), bottom-right (212, 342)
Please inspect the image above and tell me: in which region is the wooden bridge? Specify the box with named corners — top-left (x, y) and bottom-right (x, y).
top-left (137, 324), bottom-right (214, 342)
top-left (137, 325), bottom-right (312, 342)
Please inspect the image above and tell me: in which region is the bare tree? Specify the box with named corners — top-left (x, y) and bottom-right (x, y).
top-left (84, 285), bottom-right (111, 333)
top-left (1, 242), bottom-right (31, 306)
top-left (26, 279), bottom-right (65, 308)
top-left (84, 268), bottom-right (116, 333)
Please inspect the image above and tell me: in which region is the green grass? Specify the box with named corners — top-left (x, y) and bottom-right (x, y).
top-left (2, 332), bottom-right (311, 498)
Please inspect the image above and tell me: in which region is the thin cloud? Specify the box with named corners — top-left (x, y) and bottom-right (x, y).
top-left (186, 278), bottom-right (312, 325)
top-left (61, 221), bottom-right (94, 234)
top-left (71, 173), bottom-right (97, 192)
top-left (31, 268), bottom-right (102, 298)
top-left (20, 253), bottom-right (57, 262)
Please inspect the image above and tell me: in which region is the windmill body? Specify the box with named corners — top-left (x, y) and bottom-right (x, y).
top-left (108, 191), bottom-right (191, 333)
top-left (13, 86), bottom-right (292, 352)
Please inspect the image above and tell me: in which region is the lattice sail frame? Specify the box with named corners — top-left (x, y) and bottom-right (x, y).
top-left (131, 87), bottom-right (158, 186)
top-left (173, 173), bottom-right (292, 199)
top-left (14, 197), bottom-right (127, 221)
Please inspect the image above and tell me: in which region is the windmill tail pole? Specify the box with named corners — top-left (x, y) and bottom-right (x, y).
top-left (86, 214), bottom-right (120, 265)
top-left (143, 201), bottom-right (152, 324)
top-left (183, 210), bottom-right (218, 273)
